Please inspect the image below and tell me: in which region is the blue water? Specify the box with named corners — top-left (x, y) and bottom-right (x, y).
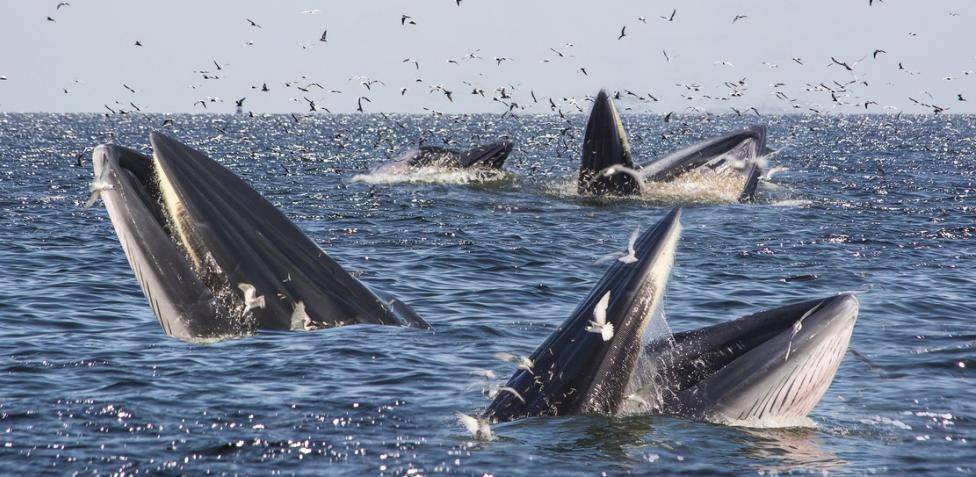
top-left (1, 113), bottom-right (973, 475)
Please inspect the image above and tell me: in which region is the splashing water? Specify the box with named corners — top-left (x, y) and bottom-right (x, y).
top-left (544, 170), bottom-right (757, 205)
top-left (351, 166), bottom-right (511, 186)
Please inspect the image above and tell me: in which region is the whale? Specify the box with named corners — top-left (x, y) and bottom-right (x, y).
top-left (88, 132), bottom-right (430, 341)
top-left (483, 208), bottom-right (858, 426)
top-left (370, 140), bottom-right (513, 175)
top-left (578, 90), bottom-right (767, 201)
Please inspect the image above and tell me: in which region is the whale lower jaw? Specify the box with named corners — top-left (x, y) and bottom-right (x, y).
top-left (633, 294), bottom-right (859, 427)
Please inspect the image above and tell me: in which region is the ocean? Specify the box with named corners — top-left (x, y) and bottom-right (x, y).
top-left (0, 112), bottom-right (973, 475)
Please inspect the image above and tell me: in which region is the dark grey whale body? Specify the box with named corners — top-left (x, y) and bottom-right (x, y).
top-left (90, 132), bottom-right (429, 341)
top-left (371, 140), bottom-right (513, 175)
top-left (484, 209), bottom-right (857, 425)
top-left (578, 90), bottom-right (767, 201)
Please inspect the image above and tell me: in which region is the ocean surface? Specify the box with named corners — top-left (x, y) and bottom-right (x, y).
top-left (0, 113), bottom-right (973, 475)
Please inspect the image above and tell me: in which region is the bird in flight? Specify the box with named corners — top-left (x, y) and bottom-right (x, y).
top-left (457, 413), bottom-right (492, 441)
top-left (493, 352), bottom-right (534, 374)
top-left (830, 56), bottom-right (856, 71)
top-left (618, 26), bottom-right (626, 40)
top-left (732, 14), bottom-right (748, 23)
top-left (660, 8), bottom-right (676, 21)
top-left (246, 18), bottom-right (261, 28)
top-left (319, 30), bottom-right (327, 42)
top-left (586, 291), bottom-right (615, 341)
top-left (872, 49), bottom-right (886, 59)
top-left (238, 283), bottom-right (266, 316)
top-left (401, 15), bottom-right (416, 25)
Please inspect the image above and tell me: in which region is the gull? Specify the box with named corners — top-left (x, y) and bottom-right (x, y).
top-left (792, 57), bottom-right (803, 65)
top-left (578, 67), bottom-right (588, 76)
top-left (291, 301), bottom-right (310, 330)
top-left (134, 40), bottom-right (143, 47)
top-left (401, 15), bottom-right (415, 26)
top-left (493, 352), bottom-right (533, 374)
top-left (238, 283), bottom-right (266, 316)
top-left (123, 84), bottom-right (136, 93)
top-left (486, 384), bottom-right (525, 403)
top-left (617, 26), bottom-right (626, 40)
top-left (494, 56), bottom-right (511, 66)
top-left (301, 9), bottom-right (320, 15)
top-left (586, 291), bottom-right (614, 341)
top-left (319, 30), bottom-right (327, 42)
top-left (84, 167), bottom-right (114, 208)
top-left (662, 50), bottom-right (670, 62)
top-left (246, 18), bottom-right (261, 28)
top-left (872, 49), bottom-right (886, 59)
top-left (732, 14), bottom-right (748, 23)
top-left (830, 56), bottom-right (857, 71)
top-left (660, 8), bottom-right (676, 22)
top-left (470, 369), bottom-right (497, 380)
top-left (356, 96), bottom-right (371, 112)
top-left (57, 2), bottom-right (70, 9)
top-left (958, 94), bottom-right (967, 102)
top-left (46, 16), bottom-right (55, 22)
top-left (403, 58), bottom-right (419, 69)
top-left (637, 16), bottom-right (647, 23)
top-left (595, 225), bottom-right (640, 265)
top-left (602, 166), bottom-right (644, 194)
top-left (456, 412), bottom-right (492, 440)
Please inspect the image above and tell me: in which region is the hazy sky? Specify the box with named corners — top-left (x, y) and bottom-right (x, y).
top-left (1, 0), bottom-right (973, 114)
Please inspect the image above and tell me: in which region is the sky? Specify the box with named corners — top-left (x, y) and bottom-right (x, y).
top-left (0, 0), bottom-right (974, 114)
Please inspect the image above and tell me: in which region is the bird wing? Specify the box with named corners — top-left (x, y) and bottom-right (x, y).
top-left (627, 225), bottom-right (640, 255)
top-left (594, 290), bottom-right (611, 326)
top-left (456, 412), bottom-right (480, 435)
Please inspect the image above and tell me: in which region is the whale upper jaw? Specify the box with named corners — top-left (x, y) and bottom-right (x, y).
top-left (578, 89), bottom-right (637, 196)
top-left (90, 133), bottom-right (429, 341)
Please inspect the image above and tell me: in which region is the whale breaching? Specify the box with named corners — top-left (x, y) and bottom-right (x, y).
top-left (87, 132), bottom-right (430, 341)
top-left (370, 140), bottom-right (513, 175)
top-left (483, 208), bottom-right (858, 426)
top-left (578, 90), bottom-right (767, 201)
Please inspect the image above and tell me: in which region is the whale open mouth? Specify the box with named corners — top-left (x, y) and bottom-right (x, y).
top-left (577, 89), bottom-right (766, 201)
top-left (457, 140), bottom-right (513, 169)
top-left (90, 132), bottom-right (428, 341)
top-left (483, 208), bottom-right (858, 427)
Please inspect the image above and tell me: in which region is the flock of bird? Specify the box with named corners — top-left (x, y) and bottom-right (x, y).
top-left (15, 1), bottom-right (971, 125)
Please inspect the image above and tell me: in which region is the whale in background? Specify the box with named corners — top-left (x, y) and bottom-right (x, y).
top-left (484, 208), bottom-right (858, 426)
top-left (88, 132), bottom-right (429, 341)
top-left (370, 140), bottom-right (513, 175)
top-left (578, 90), bottom-right (767, 201)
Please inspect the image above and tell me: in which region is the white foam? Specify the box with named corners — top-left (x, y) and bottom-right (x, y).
top-left (351, 167), bottom-right (510, 186)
